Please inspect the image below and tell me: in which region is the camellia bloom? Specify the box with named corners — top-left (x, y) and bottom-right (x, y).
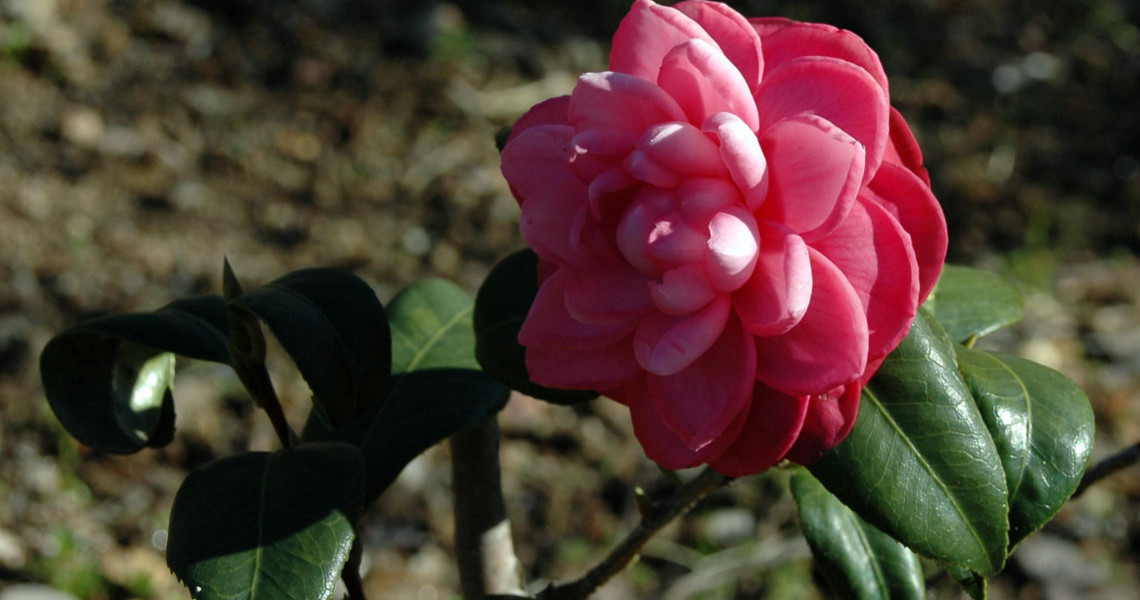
top-left (500, 0), bottom-right (947, 475)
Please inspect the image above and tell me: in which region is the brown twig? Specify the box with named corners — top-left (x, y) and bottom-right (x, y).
top-left (1073, 441), bottom-right (1140, 498)
top-left (341, 538), bottom-right (367, 600)
top-left (538, 468), bottom-right (733, 600)
top-left (451, 417), bottom-right (527, 598)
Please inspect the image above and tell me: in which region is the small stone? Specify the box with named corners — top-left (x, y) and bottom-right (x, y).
top-left (59, 106), bottom-right (103, 149)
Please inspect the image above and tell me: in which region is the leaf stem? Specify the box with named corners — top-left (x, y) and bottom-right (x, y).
top-left (538, 467), bottom-right (733, 600)
top-left (451, 417), bottom-right (526, 598)
top-left (244, 361), bottom-right (297, 449)
top-left (1073, 441), bottom-right (1140, 498)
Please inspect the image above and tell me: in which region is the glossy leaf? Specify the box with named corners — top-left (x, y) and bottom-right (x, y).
top-left (947, 564), bottom-right (987, 600)
top-left (792, 469), bottom-right (924, 600)
top-left (229, 268), bottom-right (390, 426)
top-left (40, 295), bottom-right (230, 453)
top-left (167, 442), bottom-right (363, 600)
top-left (924, 265), bottom-right (1024, 343)
top-left (810, 309), bottom-right (1010, 575)
top-left (955, 347), bottom-right (1094, 549)
top-left (474, 249), bottom-right (598, 405)
top-left (387, 278), bottom-right (480, 373)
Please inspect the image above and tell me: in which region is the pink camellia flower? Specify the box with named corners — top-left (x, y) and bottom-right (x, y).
top-left (500, 0), bottom-right (947, 475)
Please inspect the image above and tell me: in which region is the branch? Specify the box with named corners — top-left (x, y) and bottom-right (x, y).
top-left (1073, 441), bottom-right (1140, 498)
top-left (451, 417), bottom-right (527, 598)
top-left (538, 468), bottom-right (733, 600)
top-left (341, 538), bottom-right (367, 600)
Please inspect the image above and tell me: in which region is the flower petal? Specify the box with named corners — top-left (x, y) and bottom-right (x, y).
top-left (704, 206), bottom-right (760, 292)
top-left (812, 196), bottom-right (919, 365)
top-left (757, 113), bottom-right (865, 242)
top-left (570, 71), bottom-right (688, 133)
top-left (708, 381), bottom-right (811, 476)
top-left (526, 336), bottom-right (640, 390)
top-left (519, 268), bottom-right (637, 350)
top-left (609, 0), bottom-right (717, 83)
top-left (674, 0), bottom-right (764, 93)
top-left (658, 39), bottom-right (760, 131)
top-left (884, 107), bottom-right (931, 186)
top-left (564, 258), bottom-right (654, 325)
top-left (648, 314), bottom-right (755, 450)
top-left (733, 221), bottom-right (811, 336)
top-left (756, 56), bottom-right (888, 187)
top-left (501, 124), bottom-right (575, 202)
top-left (634, 294), bottom-right (731, 376)
top-left (756, 21), bottom-right (888, 96)
top-left (649, 263), bottom-right (718, 315)
top-left (867, 161), bottom-right (947, 304)
top-left (703, 112), bottom-right (769, 211)
top-left (517, 171), bottom-right (592, 267)
top-left (628, 122), bottom-right (729, 181)
top-left (505, 95), bottom-right (570, 145)
top-left (754, 248), bottom-right (869, 396)
top-left (783, 382), bottom-right (861, 465)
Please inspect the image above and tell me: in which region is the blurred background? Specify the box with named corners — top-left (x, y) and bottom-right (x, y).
top-left (0, 0), bottom-right (1137, 598)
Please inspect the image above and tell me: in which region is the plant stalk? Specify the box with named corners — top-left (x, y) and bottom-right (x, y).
top-left (1073, 441), bottom-right (1140, 498)
top-left (341, 538), bottom-right (367, 600)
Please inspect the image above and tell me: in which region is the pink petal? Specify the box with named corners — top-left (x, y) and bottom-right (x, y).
top-left (617, 187), bottom-right (677, 276)
top-left (867, 161), bottom-right (947, 304)
top-left (614, 376), bottom-right (748, 470)
top-left (644, 212), bottom-right (708, 270)
top-left (519, 268), bottom-right (637, 350)
top-left (627, 122), bottom-right (729, 183)
top-left (674, 0), bottom-right (764, 93)
top-left (756, 56), bottom-right (888, 187)
top-left (733, 221), bottom-right (812, 336)
top-left (757, 113), bottom-right (865, 242)
top-left (506, 96), bottom-right (570, 145)
top-left (754, 248), bottom-right (869, 396)
top-left (588, 168), bottom-right (639, 221)
top-left (649, 263), bottom-right (718, 315)
top-left (648, 315), bottom-right (755, 450)
top-left (569, 71), bottom-right (687, 133)
top-left (884, 107), bottom-right (931, 187)
top-left (500, 124), bottom-right (575, 202)
top-left (526, 336), bottom-right (641, 390)
top-left (678, 177), bottom-right (745, 227)
top-left (571, 128), bottom-right (637, 182)
top-left (748, 16), bottom-right (795, 39)
top-left (658, 39), bottom-right (760, 131)
top-left (703, 112), bottom-right (769, 211)
top-left (708, 381), bottom-right (811, 476)
top-left (812, 196), bottom-right (919, 365)
top-left (609, 0), bottom-right (717, 83)
top-left (517, 172), bottom-right (592, 268)
top-left (634, 294), bottom-right (731, 376)
top-left (564, 258), bottom-right (654, 325)
top-left (704, 206), bottom-right (760, 292)
top-left (783, 382), bottom-right (861, 465)
top-left (756, 21), bottom-right (888, 97)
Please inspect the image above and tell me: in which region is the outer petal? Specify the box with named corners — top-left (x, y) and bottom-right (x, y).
top-left (884, 107), bottom-right (931, 186)
top-left (526, 336), bottom-right (640, 390)
top-left (609, 0), bottom-right (717, 82)
top-left (733, 221), bottom-right (811, 336)
top-left (866, 161), bottom-right (947, 303)
top-left (634, 294), bottom-right (730, 376)
top-left (703, 112), bottom-right (769, 211)
top-left (708, 381), bottom-right (811, 476)
top-left (648, 315), bottom-right (756, 450)
top-left (783, 382), bottom-right (861, 465)
top-left (569, 71), bottom-right (688, 133)
top-left (658, 39), bottom-right (760, 131)
top-left (501, 124), bottom-right (575, 202)
top-left (757, 113), bottom-right (865, 242)
top-left (756, 21), bottom-right (888, 96)
top-left (674, 0), bottom-right (764, 93)
top-left (519, 268), bottom-right (637, 350)
top-left (812, 196), bottom-right (919, 364)
top-left (756, 56), bottom-right (888, 187)
top-left (517, 172), bottom-right (592, 267)
top-left (754, 248), bottom-right (869, 396)
top-left (564, 258), bottom-right (654, 325)
top-left (505, 95), bottom-right (570, 145)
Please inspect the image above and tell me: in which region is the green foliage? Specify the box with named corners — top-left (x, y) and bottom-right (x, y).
top-left (387, 277), bottom-right (480, 373)
top-left (923, 264), bottom-right (1025, 344)
top-left (791, 470), bottom-right (924, 600)
top-left (474, 249), bottom-right (598, 405)
top-left (167, 442), bottom-right (364, 600)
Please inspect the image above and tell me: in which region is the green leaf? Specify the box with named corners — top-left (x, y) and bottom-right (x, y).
top-left (791, 469), bottom-right (924, 600)
top-left (947, 564), bottom-right (987, 600)
top-left (810, 309), bottom-right (1010, 575)
top-left (167, 442), bottom-right (363, 600)
top-left (308, 369), bottom-right (509, 503)
top-left (229, 268), bottom-right (391, 426)
top-left (955, 347), bottom-right (1094, 549)
top-left (474, 249), bottom-right (598, 405)
top-left (924, 265), bottom-right (1025, 343)
top-left (40, 296), bottom-right (230, 453)
top-left (386, 278), bottom-right (479, 373)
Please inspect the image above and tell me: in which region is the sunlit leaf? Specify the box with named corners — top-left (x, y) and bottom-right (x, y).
top-left (792, 469), bottom-right (924, 600)
top-left (40, 296), bottom-right (229, 453)
top-left (924, 265), bottom-right (1024, 343)
top-left (167, 442), bottom-right (363, 600)
top-left (386, 277), bottom-right (480, 373)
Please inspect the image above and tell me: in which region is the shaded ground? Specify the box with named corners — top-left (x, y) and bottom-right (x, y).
top-left (1, 0), bottom-right (1139, 598)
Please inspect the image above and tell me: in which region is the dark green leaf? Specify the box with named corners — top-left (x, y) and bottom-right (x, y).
top-left (387, 277), bottom-right (479, 373)
top-left (309, 369), bottom-right (509, 503)
top-left (924, 265), bottom-right (1025, 343)
top-left (229, 268), bottom-right (390, 426)
top-left (810, 310), bottom-right (1010, 575)
top-left (167, 442), bottom-right (363, 600)
top-left (955, 347), bottom-right (1094, 549)
top-left (791, 469), bottom-right (924, 600)
top-left (474, 249), bottom-right (598, 405)
top-left (947, 564), bottom-right (987, 600)
top-left (40, 296), bottom-right (230, 453)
